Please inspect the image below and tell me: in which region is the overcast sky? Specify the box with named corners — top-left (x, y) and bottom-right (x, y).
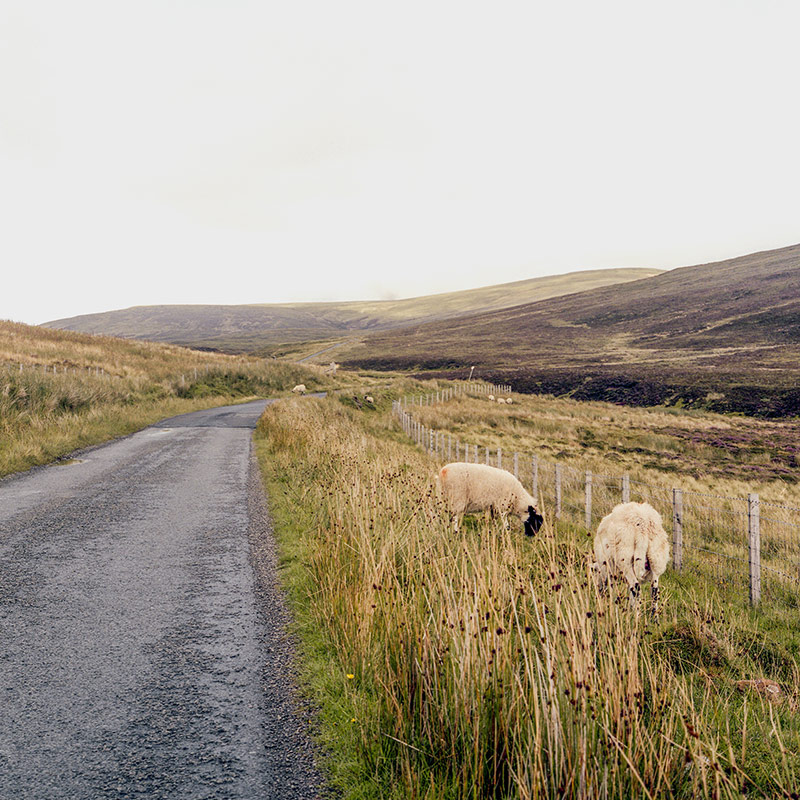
top-left (2, 0), bottom-right (799, 325)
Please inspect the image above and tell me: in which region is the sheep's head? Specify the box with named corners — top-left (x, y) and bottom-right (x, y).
top-left (524, 505), bottom-right (544, 536)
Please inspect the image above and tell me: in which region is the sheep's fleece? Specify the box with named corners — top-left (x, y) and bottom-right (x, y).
top-left (438, 462), bottom-right (543, 535)
top-left (593, 501), bottom-right (670, 600)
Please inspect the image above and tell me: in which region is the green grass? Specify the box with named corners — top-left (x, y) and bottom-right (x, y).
top-left (254, 391), bottom-right (800, 798)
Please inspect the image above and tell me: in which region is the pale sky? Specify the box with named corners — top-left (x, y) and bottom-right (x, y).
top-left (2, 0), bottom-right (799, 325)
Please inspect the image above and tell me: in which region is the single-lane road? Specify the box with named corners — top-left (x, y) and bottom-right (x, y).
top-left (0, 399), bottom-right (321, 799)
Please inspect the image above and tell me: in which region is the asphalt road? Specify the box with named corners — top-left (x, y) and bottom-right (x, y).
top-left (0, 400), bottom-right (323, 799)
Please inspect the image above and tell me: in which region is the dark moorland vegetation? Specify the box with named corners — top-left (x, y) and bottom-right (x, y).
top-left (343, 244), bottom-right (800, 417)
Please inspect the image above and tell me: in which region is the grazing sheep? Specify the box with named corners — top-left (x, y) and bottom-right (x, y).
top-left (592, 502), bottom-right (670, 614)
top-left (488, 395), bottom-right (495, 402)
top-left (438, 462), bottom-right (544, 536)
top-left (505, 397), bottom-right (513, 405)
top-left (291, 384), bottom-right (307, 395)
top-left (364, 395), bottom-right (374, 404)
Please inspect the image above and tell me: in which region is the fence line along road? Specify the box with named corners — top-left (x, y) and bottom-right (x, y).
top-left (392, 384), bottom-right (800, 610)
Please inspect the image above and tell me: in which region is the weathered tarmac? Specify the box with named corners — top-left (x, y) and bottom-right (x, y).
top-left (0, 400), bottom-right (323, 799)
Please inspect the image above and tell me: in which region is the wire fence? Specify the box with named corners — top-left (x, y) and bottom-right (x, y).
top-left (392, 387), bottom-right (800, 611)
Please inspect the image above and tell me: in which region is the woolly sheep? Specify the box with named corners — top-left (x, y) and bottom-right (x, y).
top-left (592, 501), bottom-right (670, 614)
top-left (505, 397), bottom-right (513, 405)
top-left (488, 395), bottom-right (495, 402)
top-left (364, 395), bottom-right (374, 404)
top-left (291, 384), bottom-right (307, 395)
top-left (437, 462), bottom-right (544, 536)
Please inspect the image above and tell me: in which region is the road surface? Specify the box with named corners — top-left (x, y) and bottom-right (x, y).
top-left (0, 400), bottom-right (322, 799)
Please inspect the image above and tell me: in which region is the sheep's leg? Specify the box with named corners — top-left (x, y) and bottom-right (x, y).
top-left (623, 560), bottom-right (641, 610)
top-left (651, 578), bottom-right (660, 618)
top-left (592, 561), bottom-right (608, 595)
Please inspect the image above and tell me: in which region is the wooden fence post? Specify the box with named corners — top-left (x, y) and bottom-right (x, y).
top-left (485, 447), bottom-right (490, 465)
top-left (622, 474), bottom-right (630, 504)
top-left (497, 448), bottom-right (502, 470)
top-left (672, 488), bottom-right (683, 572)
top-left (748, 493), bottom-right (761, 606)
top-left (585, 470), bottom-right (593, 530)
top-left (555, 463), bottom-right (562, 519)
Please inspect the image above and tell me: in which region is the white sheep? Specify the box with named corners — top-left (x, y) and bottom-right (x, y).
top-left (291, 384), bottom-right (307, 395)
top-left (488, 395), bottom-right (495, 402)
top-left (592, 501), bottom-right (670, 614)
top-left (364, 395), bottom-right (374, 404)
top-left (437, 462), bottom-right (543, 536)
top-left (505, 397), bottom-right (513, 405)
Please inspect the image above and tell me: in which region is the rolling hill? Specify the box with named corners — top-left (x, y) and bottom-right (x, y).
top-left (340, 243), bottom-right (800, 416)
top-left (42, 268), bottom-right (661, 353)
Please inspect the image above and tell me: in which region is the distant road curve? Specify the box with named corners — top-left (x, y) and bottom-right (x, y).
top-left (296, 339), bottom-right (349, 364)
top-left (0, 399), bottom-right (322, 800)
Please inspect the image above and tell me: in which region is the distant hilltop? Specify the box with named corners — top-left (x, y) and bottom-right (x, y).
top-left (42, 268), bottom-right (662, 354)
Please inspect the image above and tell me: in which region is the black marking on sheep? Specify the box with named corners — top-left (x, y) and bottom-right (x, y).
top-left (524, 506), bottom-right (544, 536)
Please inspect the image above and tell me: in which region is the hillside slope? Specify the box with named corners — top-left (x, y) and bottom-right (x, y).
top-left (42, 268), bottom-right (661, 353)
top-left (343, 243), bottom-right (800, 415)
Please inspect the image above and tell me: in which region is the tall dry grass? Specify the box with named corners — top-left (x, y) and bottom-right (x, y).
top-left (0, 320), bottom-right (331, 476)
top-left (257, 396), bottom-right (799, 799)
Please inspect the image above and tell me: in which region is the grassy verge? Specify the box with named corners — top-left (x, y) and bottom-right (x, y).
top-left (0, 319), bottom-right (335, 478)
top-left (255, 392), bottom-right (800, 799)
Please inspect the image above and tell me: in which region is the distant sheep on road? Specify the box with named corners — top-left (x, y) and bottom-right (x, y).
top-left (438, 462), bottom-right (543, 536)
top-left (592, 501), bottom-right (670, 615)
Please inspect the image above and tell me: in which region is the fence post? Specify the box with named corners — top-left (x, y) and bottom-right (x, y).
top-left (748, 493), bottom-right (761, 606)
top-left (474, 444), bottom-right (478, 463)
top-left (448, 433), bottom-right (452, 462)
top-left (622, 474), bottom-right (630, 504)
top-left (513, 452), bottom-right (519, 481)
top-left (485, 447), bottom-right (490, 465)
top-left (585, 470), bottom-right (593, 530)
top-left (456, 440), bottom-right (460, 461)
top-left (497, 448), bottom-right (502, 470)
top-left (672, 488), bottom-right (683, 572)
top-left (555, 463), bottom-right (562, 519)
top-left (532, 456), bottom-right (539, 501)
